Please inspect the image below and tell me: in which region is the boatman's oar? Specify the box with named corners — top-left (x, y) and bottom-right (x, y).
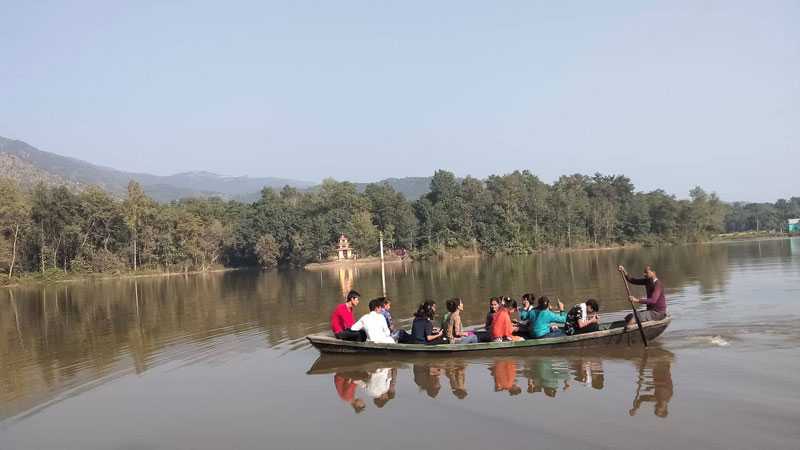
top-left (619, 268), bottom-right (648, 347)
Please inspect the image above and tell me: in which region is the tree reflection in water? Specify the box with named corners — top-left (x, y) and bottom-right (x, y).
top-left (312, 349), bottom-right (674, 417)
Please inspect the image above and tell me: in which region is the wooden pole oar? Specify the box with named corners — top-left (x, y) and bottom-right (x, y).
top-left (620, 271), bottom-right (648, 347)
top-left (379, 232), bottom-right (387, 297)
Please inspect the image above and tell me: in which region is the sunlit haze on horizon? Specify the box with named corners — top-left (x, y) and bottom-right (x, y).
top-left (1, 1), bottom-right (798, 202)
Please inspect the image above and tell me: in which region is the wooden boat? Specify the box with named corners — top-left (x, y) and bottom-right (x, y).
top-left (307, 315), bottom-right (670, 354)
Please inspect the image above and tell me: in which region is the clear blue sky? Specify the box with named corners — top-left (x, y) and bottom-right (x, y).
top-left (1, 1), bottom-right (797, 202)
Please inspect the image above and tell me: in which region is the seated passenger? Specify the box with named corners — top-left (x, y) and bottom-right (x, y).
top-left (485, 297), bottom-right (500, 330)
top-left (440, 309), bottom-right (450, 332)
top-left (518, 293), bottom-right (537, 334)
top-left (351, 298), bottom-right (395, 344)
top-left (564, 299), bottom-right (600, 335)
top-left (382, 297), bottom-right (395, 332)
top-left (381, 297), bottom-right (411, 342)
top-left (444, 298), bottom-right (479, 344)
top-left (504, 297), bottom-right (521, 333)
top-left (330, 290), bottom-right (365, 341)
top-left (531, 296), bottom-right (567, 338)
top-left (491, 299), bottom-right (525, 342)
top-left (411, 301), bottom-right (446, 345)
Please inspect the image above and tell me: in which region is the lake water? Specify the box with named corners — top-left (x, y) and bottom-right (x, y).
top-left (1, 238), bottom-right (799, 450)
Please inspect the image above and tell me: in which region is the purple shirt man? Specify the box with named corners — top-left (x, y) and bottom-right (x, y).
top-left (625, 274), bottom-right (666, 313)
top-left (618, 265), bottom-right (668, 325)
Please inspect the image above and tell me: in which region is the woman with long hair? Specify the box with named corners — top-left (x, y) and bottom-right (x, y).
top-left (411, 301), bottom-right (445, 344)
top-left (444, 298), bottom-right (479, 344)
top-left (491, 298), bottom-right (525, 342)
top-left (530, 296), bottom-right (567, 338)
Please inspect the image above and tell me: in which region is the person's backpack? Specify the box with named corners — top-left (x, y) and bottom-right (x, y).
top-left (564, 304), bottom-right (584, 336)
top-left (396, 329), bottom-right (412, 344)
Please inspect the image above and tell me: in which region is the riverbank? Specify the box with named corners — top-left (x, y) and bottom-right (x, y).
top-left (305, 242), bottom-right (652, 271)
top-left (304, 255), bottom-right (408, 270)
top-left (417, 242), bottom-right (645, 260)
top-left (710, 230), bottom-right (790, 242)
top-left (2, 266), bottom-right (241, 288)
top-left (6, 234), bottom-right (792, 286)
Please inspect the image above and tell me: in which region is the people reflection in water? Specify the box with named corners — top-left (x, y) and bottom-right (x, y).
top-left (413, 363), bottom-right (443, 398)
top-left (334, 367), bottom-right (398, 412)
top-left (323, 351), bottom-right (672, 417)
top-left (524, 358), bottom-right (571, 397)
top-left (444, 362), bottom-right (468, 399)
top-left (569, 358), bottom-right (605, 390)
top-left (629, 354), bottom-right (674, 418)
top-left (334, 373), bottom-right (367, 413)
top-left (371, 368), bottom-right (397, 408)
top-left (412, 362), bottom-right (469, 399)
top-left (491, 359), bottom-right (522, 396)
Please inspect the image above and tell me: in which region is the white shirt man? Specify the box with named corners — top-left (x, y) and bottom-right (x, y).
top-left (351, 305), bottom-right (395, 344)
top-left (356, 367), bottom-right (392, 398)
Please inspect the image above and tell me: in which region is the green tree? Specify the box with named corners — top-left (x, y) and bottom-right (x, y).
top-left (364, 182), bottom-right (417, 249)
top-left (686, 186), bottom-right (728, 239)
top-left (254, 234), bottom-right (280, 268)
top-left (30, 185), bottom-right (81, 272)
top-left (123, 181), bottom-right (150, 270)
top-left (418, 170), bottom-right (468, 248)
top-left (0, 179), bottom-right (30, 279)
top-left (349, 210), bottom-right (379, 256)
top-left (550, 175), bottom-right (590, 247)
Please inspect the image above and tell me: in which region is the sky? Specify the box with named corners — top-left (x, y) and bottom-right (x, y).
top-left (1, 1), bottom-right (798, 202)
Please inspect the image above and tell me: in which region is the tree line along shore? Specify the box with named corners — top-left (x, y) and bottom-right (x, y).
top-left (1, 170), bottom-right (798, 285)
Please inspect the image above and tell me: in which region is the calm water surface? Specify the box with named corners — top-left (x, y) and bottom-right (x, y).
top-left (1, 239), bottom-right (799, 450)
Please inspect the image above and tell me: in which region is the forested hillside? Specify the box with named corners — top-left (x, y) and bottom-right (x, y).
top-left (0, 136), bottom-right (314, 201)
top-left (0, 136), bottom-right (432, 201)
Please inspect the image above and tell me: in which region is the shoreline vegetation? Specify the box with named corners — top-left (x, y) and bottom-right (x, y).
top-left (5, 230), bottom-right (790, 287)
top-left (3, 234), bottom-right (796, 288)
top-left (5, 234), bottom-right (794, 287)
top-left (2, 170), bottom-right (798, 288)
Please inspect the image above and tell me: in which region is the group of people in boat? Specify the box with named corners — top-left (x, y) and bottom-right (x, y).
top-left (329, 265), bottom-right (668, 345)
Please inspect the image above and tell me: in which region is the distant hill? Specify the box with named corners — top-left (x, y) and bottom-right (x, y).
top-left (0, 136), bottom-right (315, 202)
top-left (0, 135), bottom-right (434, 202)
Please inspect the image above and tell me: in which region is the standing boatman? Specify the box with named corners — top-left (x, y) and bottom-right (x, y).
top-left (617, 265), bottom-right (668, 327)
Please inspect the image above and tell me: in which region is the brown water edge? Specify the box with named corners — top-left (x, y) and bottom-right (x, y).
top-left (1, 238), bottom-right (799, 450)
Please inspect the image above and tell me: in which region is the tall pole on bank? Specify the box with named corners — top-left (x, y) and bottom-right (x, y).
top-left (379, 232), bottom-right (387, 296)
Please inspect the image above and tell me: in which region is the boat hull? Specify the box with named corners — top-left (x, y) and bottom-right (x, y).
top-left (307, 316), bottom-right (670, 354)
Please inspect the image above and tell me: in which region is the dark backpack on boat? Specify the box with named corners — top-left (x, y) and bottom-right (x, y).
top-left (564, 304), bottom-right (583, 336)
top-left (396, 329), bottom-right (412, 344)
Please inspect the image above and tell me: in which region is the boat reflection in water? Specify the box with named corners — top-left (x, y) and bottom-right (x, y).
top-left (309, 348), bottom-right (673, 417)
